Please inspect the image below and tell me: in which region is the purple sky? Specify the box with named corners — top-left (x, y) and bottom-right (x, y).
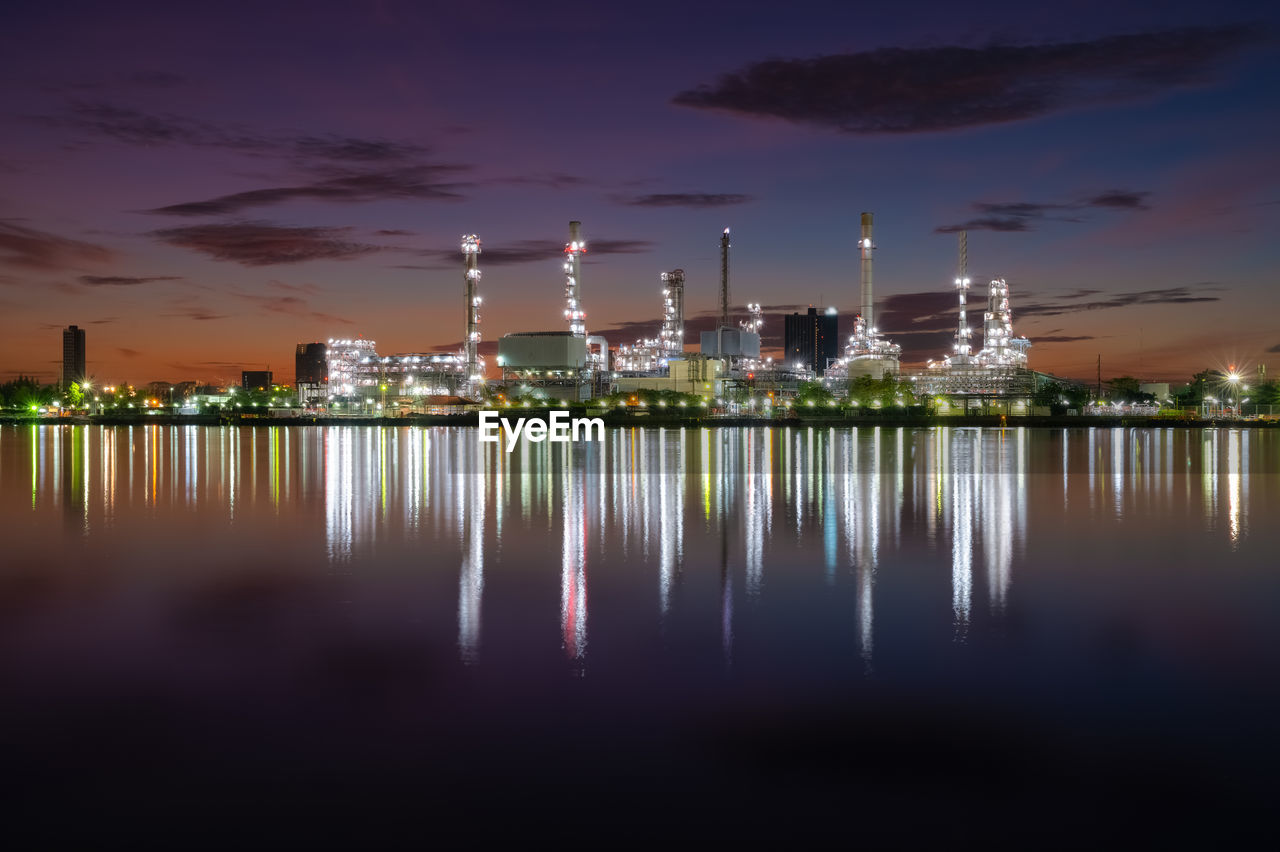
top-left (2, 0), bottom-right (1278, 384)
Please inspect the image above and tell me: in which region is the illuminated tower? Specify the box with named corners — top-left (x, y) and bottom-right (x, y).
top-left (953, 231), bottom-right (972, 363)
top-left (719, 228), bottom-right (731, 328)
top-left (462, 234), bottom-right (483, 390)
top-left (860, 213), bottom-right (875, 332)
top-left (659, 268), bottom-right (685, 362)
top-left (563, 220), bottom-right (586, 337)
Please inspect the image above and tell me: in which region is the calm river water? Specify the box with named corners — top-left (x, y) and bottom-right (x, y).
top-left (2, 423), bottom-right (1277, 838)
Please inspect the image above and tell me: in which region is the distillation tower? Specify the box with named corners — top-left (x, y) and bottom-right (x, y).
top-left (916, 231), bottom-right (1034, 399)
top-left (827, 212), bottom-right (901, 380)
top-left (616, 269), bottom-right (686, 373)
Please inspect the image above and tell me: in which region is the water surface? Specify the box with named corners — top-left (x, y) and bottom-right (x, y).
top-left (2, 424), bottom-right (1276, 838)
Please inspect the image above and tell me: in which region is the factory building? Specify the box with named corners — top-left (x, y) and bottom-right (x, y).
top-left (784, 307), bottom-right (839, 376)
top-left (612, 355), bottom-right (727, 397)
top-left (241, 370), bottom-right (273, 391)
top-left (498, 331), bottom-right (592, 402)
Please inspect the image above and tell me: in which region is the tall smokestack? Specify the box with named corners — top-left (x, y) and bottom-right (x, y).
top-left (719, 228), bottom-right (731, 328)
top-left (462, 234), bottom-right (482, 387)
top-left (954, 231), bottom-right (970, 361)
top-left (860, 213), bottom-right (874, 332)
top-left (564, 220), bottom-right (585, 337)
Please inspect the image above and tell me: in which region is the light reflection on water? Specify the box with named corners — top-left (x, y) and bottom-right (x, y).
top-left (3, 423), bottom-right (1275, 677)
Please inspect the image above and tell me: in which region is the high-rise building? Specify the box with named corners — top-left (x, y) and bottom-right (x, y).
top-left (295, 342), bottom-right (327, 385)
top-left (784, 307), bottom-right (838, 375)
top-left (295, 342), bottom-right (328, 406)
top-left (62, 325), bottom-right (86, 388)
top-left (241, 370), bottom-right (273, 391)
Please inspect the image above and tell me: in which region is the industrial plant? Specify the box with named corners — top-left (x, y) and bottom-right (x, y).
top-left (294, 212), bottom-right (1067, 414)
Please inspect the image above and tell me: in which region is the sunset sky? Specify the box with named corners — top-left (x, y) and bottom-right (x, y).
top-left (2, 0), bottom-right (1277, 385)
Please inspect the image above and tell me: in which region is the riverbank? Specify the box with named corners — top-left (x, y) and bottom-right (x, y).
top-left (3, 411), bottom-right (1276, 428)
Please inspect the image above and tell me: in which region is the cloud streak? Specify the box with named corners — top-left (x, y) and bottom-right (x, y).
top-left (620, 193), bottom-right (755, 209)
top-left (937, 190), bottom-right (1151, 233)
top-left (147, 166), bottom-right (469, 216)
top-left (673, 26), bottom-right (1260, 134)
top-left (0, 221), bottom-right (114, 270)
top-left (78, 274), bottom-right (181, 286)
top-left (411, 237), bottom-right (654, 268)
top-left (151, 222), bottom-right (381, 266)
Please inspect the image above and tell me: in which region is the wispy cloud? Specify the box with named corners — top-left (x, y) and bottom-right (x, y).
top-left (1019, 284), bottom-right (1224, 317)
top-left (0, 221), bottom-right (114, 270)
top-left (673, 25), bottom-right (1261, 134)
top-left (146, 165), bottom-right (469, 216)
top-left (78, 274), bottom-right (181, 286)
top-left (150, 222), bottom-right (381, 266)
top-left (410, 237), bottom-right (654, 268)
top-left (618, 193), bottom-right (755, 209)
top-left (937, 190), bottom-right (1151, 233)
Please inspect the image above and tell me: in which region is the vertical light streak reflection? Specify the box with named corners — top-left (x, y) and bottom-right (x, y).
top-left (561, 463), bottom-right (588, 672)
top-left (325, 427), bottom-right (354, 563)
top-left (982, 428), bottom-right (1012, 613)
top-left (458, 444), bottom-right (486, 664)
top-left (746, 429), bottom-right (765, 595)
top-left (951, 430), bottom-right (974, 641)
top-left (1111, 428), bottom-right (1125, 516)
top-left (1227, 430), bottom-right (1242, 547)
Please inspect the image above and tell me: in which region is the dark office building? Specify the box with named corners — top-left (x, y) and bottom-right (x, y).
top-left (295, 342), bottom-right (328, 385)
top-left (784, 307), bottom-right (839, 375)
top-left (62, 325), bottom-right (86, 388)
top-left (241, 370), bottom-right (273, 391)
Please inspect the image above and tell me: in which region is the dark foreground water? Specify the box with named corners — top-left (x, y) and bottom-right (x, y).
top-left (2, 423), bottom-right (1277, 840)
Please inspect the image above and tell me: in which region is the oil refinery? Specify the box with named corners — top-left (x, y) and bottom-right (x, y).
top-left (305, 213), bottom-right (1069, 414)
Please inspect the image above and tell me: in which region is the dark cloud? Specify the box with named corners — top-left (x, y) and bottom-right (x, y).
top-left (412, 237), bottom-right (654, 268)
top-left (1035, 335), bottom-right (1097, 343)
top-left (1086, 191), bottom-right (1151, 210)
top-left (1265, 343), bottom-right (1280, 353)
top-left (375, 229), bottom-right (415, 236)
top-left (162, 307), bottom-right (228, 321)
top-left (0, 221), bottom-right (114, 270)
top-left (289, 136), bottom-right (428, 163)
top-left (234, 292), bottom-right (354, 325)
top-left (621, 193), bottom-right (755, 209)
top-left (495, 173), bottom-right (592, 190)
top-left (36, 102), bottom-right (435, 166)
top-left (1019, 284), bottom-right (1224, 317)
top-left (936, 217), bottom-right (1031, 234)
top-left (673, 26), bottom-right (1260, 134)
top-left (147, 166), bottom-right (468, 216)
top-left (78, 274), bottom-right (181, 286)
top-left (937, 189), bottom-right (1151, 232)
top-left (151, 222), bottom-right (381, 266)
top-left (116, 347), bottom-right (142, 358)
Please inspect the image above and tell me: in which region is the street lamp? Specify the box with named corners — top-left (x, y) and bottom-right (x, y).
top-left (1227, 372), bottom-right (1241, 417)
